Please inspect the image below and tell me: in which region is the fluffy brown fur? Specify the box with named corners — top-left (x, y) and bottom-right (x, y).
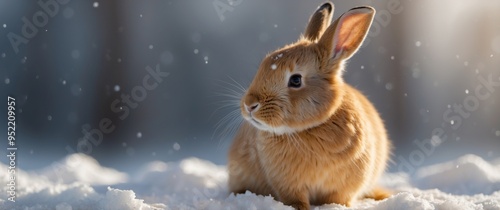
top-left (228, 2), bottom-right (391, 209)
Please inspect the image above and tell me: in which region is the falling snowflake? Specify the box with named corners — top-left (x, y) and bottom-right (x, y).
top-left (385, 83), bottom-right (393, 90)
top-left (173, 142), bottom-right (181, 151)
top-left (430, 135), bottom-right (442, 146)
top-left (160, 51), bottom-right (174, 65)
top-left (273, 53), bottom-right (283, 60)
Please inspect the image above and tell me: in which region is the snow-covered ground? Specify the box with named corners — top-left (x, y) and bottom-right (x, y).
top-left (1, 154), bottom-right (499, 210)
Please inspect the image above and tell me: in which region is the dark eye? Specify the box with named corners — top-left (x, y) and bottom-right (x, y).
top-left (288, 74), bottom-right (302, 88)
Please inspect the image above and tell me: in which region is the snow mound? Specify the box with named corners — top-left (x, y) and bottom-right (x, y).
top-left (39, 153), bottom-right (128, 185)
top-left (415, 154), bottom-right (500, 195)
top-left (1, 154), bottom-right (499, 209)
top-left (99, 187), bottom-right (165, 210)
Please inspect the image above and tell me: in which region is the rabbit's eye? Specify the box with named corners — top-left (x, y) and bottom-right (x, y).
top-left (288, 74), bottom-right (302, 88)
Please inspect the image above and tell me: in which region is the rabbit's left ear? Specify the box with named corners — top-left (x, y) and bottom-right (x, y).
top-left (318, 6), bottom-right (375, 60)
top-left (304, 2), bottom-right (334, 42)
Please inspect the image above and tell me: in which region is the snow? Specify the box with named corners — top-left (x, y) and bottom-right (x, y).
top-left (414, 155), bottom-right (500, 195)
top-left (173, 142), bottom-right (181, 151)
top-left (1, 154), bottom-right (499, 210)
top-left (385, 83), bottom-right (393, 90)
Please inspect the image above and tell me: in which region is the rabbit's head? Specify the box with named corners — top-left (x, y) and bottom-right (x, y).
top-left (241, 3), bottom-right (375, 135)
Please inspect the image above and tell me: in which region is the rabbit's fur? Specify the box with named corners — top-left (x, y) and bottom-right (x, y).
top-left (228, 2), bottom-right (391, 209)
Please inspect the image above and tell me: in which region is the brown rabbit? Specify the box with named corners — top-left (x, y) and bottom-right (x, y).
top-left (228, 2), bottom-right (391, 209)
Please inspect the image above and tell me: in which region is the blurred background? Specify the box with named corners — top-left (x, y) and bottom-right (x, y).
top-left (0, 0), bottom-right (499, 174)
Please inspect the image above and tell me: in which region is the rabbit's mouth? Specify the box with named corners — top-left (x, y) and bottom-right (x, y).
top-left (246, 116), bottom-right (266, 129)
top-left (245, 115), bottom-right (271, 132)
top-left (251, 118), bottom-right (262, 126)
top-left (246, 116), bottom-right (296, 135)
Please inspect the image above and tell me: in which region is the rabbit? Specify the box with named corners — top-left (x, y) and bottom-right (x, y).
top-left (227, 2), bottom-right (391, 210)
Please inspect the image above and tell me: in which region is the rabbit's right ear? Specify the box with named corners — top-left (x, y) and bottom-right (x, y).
top-left (318, 6), bottom-right (375, 61)
top-left (304, 2), bottom-right (334, 42)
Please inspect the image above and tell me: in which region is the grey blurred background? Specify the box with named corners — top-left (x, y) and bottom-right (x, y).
top-left (0, 0), bottom-right (499, 174)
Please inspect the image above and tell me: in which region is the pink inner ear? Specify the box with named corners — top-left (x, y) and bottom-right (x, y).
top-left (334, 13), bottom-right (370, 56)
top-left (334, 21), bottom-right (349, 53)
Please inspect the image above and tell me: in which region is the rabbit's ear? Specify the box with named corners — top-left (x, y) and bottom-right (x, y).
top-left (304, 2), bottom-right (334, 42)
top-left (318, 6), bottom-right (375, 61)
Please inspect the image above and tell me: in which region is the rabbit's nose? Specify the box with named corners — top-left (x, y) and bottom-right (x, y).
top-left (245, 103), bottom-right (260, 113)
top-left (244, 94), bottom-right (260, 113)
